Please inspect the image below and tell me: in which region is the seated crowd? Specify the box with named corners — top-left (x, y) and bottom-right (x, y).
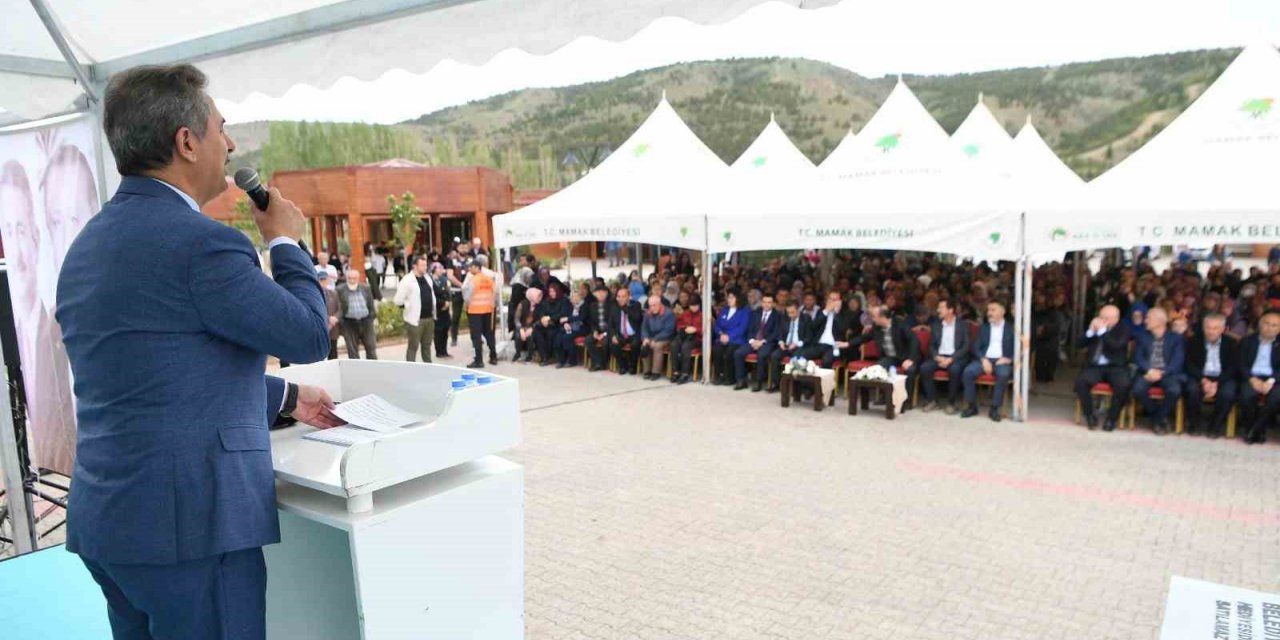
top-left (503, 247), bottom-right (1280, 440)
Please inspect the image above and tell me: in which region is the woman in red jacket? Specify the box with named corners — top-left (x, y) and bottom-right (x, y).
top-left (671, 295), bottom-right (704, 384)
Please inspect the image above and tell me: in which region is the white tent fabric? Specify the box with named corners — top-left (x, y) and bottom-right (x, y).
top-left (731, 114), bottom-right (815, 173)
top-left (1009, 118), bottom-right (1084, 189)
top-left (710, 80), bottom-right (1021, 258)
top-left (950, 95), bottom-right (1013, 174)
top-left (0, 0), bottom-right (839, 122)
top-left (1026, 43), bottom-right (1280, 254)
top-left (816, 129), bottom-right (856, 173)
top-left (492, 97), bottom-right (725, 250)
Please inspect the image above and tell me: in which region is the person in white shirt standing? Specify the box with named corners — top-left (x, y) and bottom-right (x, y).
top-left (961, 301), bottom-right (1016, 422)
top-left (394, 256), bottom-right (436, 362)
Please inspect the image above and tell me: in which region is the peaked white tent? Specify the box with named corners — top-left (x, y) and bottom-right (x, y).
top-left (493, 97), bottom-right (725, 250)
top-left (951, 95), bottom-right (1014, 173)
top-left (1008, 117), bottom-right (1085, 189)
top-left (817, 129), bottom-right (857, 173)
top-left (1026, 42), bottom-right (1280, 255)
top-left (731, 114), bottom-right (815, 173)
top-left (709, 79), bottom-right (1021, 259)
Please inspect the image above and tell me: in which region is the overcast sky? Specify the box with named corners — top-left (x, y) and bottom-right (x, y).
top-left (219, 0), bottom-right (1280, 125)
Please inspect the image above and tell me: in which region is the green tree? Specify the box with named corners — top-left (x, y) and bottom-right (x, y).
top-left (387, 191), bottom-right (423, 253)
top-left (229, 197), bottom-right (265, 250)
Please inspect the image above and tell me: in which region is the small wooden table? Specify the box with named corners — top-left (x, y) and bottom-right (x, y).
top-left (848, 379), bottom-right (897, 420)
top-left (779, 371), bottom-right (836, 412)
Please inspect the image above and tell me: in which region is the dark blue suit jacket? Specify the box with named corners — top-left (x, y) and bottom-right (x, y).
top-left (56, 177), bottom-right (331, 565)
top-left (971, 321), bottom-right (1016, 360)
top-left (745, 307), bottom-right (783, 343)
top-left (1135, 331), bottom-right (1186, 375)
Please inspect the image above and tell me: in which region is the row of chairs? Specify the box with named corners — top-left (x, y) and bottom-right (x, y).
top-left (1075, 383), bottom-right (1240, 436)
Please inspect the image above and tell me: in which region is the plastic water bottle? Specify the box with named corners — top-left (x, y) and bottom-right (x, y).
top-left (476, 374), bottom-right (495, 386)
top-left (460, 372), bottom-right (478, 387)
top-left (450, 379), bottom-right (467, 395)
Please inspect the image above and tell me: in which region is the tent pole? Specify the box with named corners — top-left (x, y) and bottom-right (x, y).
top-left (1013, 257), bottom-right (1025, 421)
top-left (1021, 260), bottom-right (1033, 422)
top-left (702, 251), bottom-right (713, 384)
top-left (0, 337), bottom-right (37, 554)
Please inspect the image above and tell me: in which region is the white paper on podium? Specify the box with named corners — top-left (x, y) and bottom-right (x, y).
top-left (303, 426), bottom-right (384, 447)
top-left (331, 394), bottom-right (426, 433)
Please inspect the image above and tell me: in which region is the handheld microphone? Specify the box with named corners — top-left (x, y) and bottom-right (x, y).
top-left (233, 168), bottom-right (270, 211)
top-left (233, 168), bottom-right (311, 256)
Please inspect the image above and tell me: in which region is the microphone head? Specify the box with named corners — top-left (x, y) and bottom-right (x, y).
top-left (233, 168), bottom-right (261, 192)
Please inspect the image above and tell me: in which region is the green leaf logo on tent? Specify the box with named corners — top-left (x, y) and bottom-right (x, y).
top-left (633, 143), bottom-right (651, 157)
top-left (722, 231), bottom-right (732, 242)
top-left (1050, 227), bottom-right (1068, 241)
top-left (963, 143), bottom-right (980, 158)
top-left (505, 229), bottom-right (513, 237)
top-left (680, 226), bottom-right (689, 238)
top-left (752, 156), bottom-right (768, 168)
top-left (875, 133), bottom-right (902, 153)
top-left (1241, 98), bottom-right (1274, 119)
top-left (988, 232), bottom-right (1001, 246)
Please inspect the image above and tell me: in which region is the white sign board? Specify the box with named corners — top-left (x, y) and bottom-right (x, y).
top-left (1161, 576), bottom-right (1280, 640)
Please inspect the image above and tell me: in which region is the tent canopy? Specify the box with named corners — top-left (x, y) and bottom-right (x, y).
top-left (493, 97), bottom-right (725, 250)
top-left (710, 80), bottom-right (1021, 258)
top-left (731, 114), bottom-right (815, 173)
top-left (950, 95), bottom-right (1013, 173)
top-left (0, 0), bottom-right (839, 123)
top-left (1008, 118), bottom-right (1084, 189)
top-left (1026, 43), bottom-right (1280, 254)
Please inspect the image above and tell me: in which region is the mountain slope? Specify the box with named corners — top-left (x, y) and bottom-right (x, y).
top-left (232, 48), bottom-right (1240, 187)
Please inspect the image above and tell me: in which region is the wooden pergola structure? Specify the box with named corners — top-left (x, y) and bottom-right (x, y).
top-left (211, 161), bottom-right (516, 272)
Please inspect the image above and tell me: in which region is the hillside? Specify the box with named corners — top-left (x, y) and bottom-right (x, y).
top-left (230, 48), bottom-right (1239, 187)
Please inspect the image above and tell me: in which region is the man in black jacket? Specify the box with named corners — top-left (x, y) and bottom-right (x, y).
top-left (852, 305), bottom-right (921, 408)
top-left (1074, 304), bottom-right (1131, 431)
top-left (1184, 313), bottom-right (1240, 437)
top-left (585, 286), bottom-right (613, 371)
top-left (766, 301), bottom-right (814, 393)
top-left (734, 293), bottom-right (783, 391)
top-left (919, 299), bottom-right (972, 413)
top-left (609, 287), bottom-right (645, 374)
top-left (1238, 310), bottom-right (1280, 444)
top-left (802, 292), bottom-right (855, 369)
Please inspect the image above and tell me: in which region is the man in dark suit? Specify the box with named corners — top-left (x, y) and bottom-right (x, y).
top-left (734, 293), bottom-right (782, 391)
top-left (55, 65), bottom-right (342, 640)
top-left (1074, 304), bottom-right (1132, 431)
top-left (961, 301), bottom-right (1017, 422)
top-left (585, 286), bottom-right (613, 371)
top-left (919, 299), bottom-right (972, 414)
top-left (1184, 312), bottom-right (1240, 438)
top-left (1130, 307), bottom-right (1186, 434)
top-left (802, 291), bottom-right (855, 369)
top-left (852, 305), bottom-right (921, 408)
top-left (1238, 310), bottom-right (1280, 444)
top-left (609, 287), bottom-right (644, 374)
top-left (767, 301), bottom-right (813, 393)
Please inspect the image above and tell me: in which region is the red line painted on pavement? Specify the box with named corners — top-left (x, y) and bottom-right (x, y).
top-left (896, 459), bottom-right (1280, 526)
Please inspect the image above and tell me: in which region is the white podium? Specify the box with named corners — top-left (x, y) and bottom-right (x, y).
top-left (267, 360), bottom-right (523, 640)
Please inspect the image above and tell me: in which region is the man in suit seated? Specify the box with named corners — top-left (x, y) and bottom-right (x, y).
top-left (960, 301), bottom-right (1016, 422)
top-left (767, 301), bottom-right (812, 393)
top-left (585, 286), bottom-right (613, 372)
top-left (1131, 307), bottom-right (1186, 435)
top-left (801, 291), bottom-right (854, 369)
top-left (553, 289), bottom-right (588, 368)
top-left (852, 305), bottom-right (921, 409)
top-left (1074, 304), bottom-right (1132, 431)
top-left (639, 294), bottom-right (675, 380)
top-left (55, 64), bottom-right (343, 640)
top-left (1184, 312), bottom-right (1240, 438)
top-left (609, 287), bottom-right (644, 375)
top-left (919, 299), bottom-right (972, 414)
top-left (1238, 310), bottom-right (1280, 444)
top-left (733, 293), bottom-right (782, 391)
top-left (512, 286), bottom-right (541, 363)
